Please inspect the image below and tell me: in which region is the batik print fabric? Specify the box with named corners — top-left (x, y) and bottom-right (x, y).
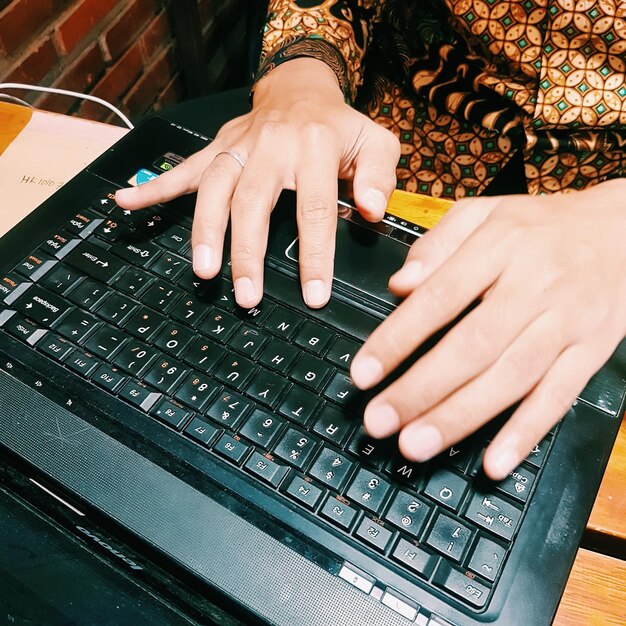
top-left (257, 1), bottom-right (626, 198)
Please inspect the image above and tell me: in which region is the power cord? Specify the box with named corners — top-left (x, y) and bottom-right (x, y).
top-left (0, 82), bottom-right (134, 129)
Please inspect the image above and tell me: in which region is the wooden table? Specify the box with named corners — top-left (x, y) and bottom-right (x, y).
top-left (1, 103), bottom-right (625, 624)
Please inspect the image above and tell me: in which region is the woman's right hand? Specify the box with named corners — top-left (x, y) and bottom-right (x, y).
top-left (114, 58), bottom-right (400, 309)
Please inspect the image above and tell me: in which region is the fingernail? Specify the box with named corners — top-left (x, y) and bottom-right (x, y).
top-left (234, 276), bottom-right (256, 305)
top-left (303, 279), bottom-right (328, 308)
top-left (400, 424), bottom-right (443, 462)
top-left (488, 448), bottom-right (519, 480)
top-left (351, 355), bottom-right (384, 389)
top-left (193, 244), bottom-right (215, 274)
top-left (364, 402), bottom-right (400, 439)
top-left (362, 187), bottom-right (387, 217)
top-left (390, 260), bottom-right (423, 287)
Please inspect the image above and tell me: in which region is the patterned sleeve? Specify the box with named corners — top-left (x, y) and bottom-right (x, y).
top-left (256, 1), bottom-right (387, 104)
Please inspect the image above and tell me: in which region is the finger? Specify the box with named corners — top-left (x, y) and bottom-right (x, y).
top-left (351, 218), bottom-right (508, 389)
top-left (115, 142), bottom-right (225, 210)
top-left (229, 154), bottom-right (283, 307)
top-left (390, 312), bottom-right (563, 463)
top-left (352, 126), bottom-right (400, 222)
top-left (362, 282), bottom-right (546, 438)
top-left (295, 144), bottom-right (341, 308)
top-left (191, 151), bottom-right (246, 279)
top-left (389, 195), bottom-right (505, 296)
top-left (483, 342), bottom-right (609, 480)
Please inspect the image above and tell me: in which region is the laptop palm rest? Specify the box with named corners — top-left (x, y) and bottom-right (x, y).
top-left (0, 369), bottom-right (410, 626)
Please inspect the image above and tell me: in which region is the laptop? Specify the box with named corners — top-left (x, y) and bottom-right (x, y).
top-left (0, 116), bottom-right (624, 626)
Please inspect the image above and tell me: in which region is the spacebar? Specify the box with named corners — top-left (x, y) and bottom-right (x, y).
top-left (263, 266), bottom-right (380, 341)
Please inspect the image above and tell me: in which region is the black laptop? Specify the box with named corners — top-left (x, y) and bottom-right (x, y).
top-left (1, 117), bottom-right (624, 626)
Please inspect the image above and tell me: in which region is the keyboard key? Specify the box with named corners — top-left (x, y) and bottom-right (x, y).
top-left (238, 408), bottom-right (286, 450)
top-left (119, 380), bottom-right (161, 411)
top-left (347, 429), bottom-right (392, 470)
top-left (1, 273), bottom-right (30, 304)
top-left (273, 427), bottom-right (320, 469)
top-left (289, 352), bottom-right (334, 391)
top-left (206, 390), bottom-right (250, 430)
top-left (64, 242), bottom-right (125, 284)
top-left (66, 349), bottom-right (100, 376)
top-left (152, 398), bottom-right (192, 430)
top-left (110, 240), bottom-right (161, 268)
top-left (213, 433), bottom-right (251, 465)
top-left (37, 333), bottom-right (74, 361)
top-left (213, 355), bottom-right (257, 391)
top-left (234, 301), bottom-right (274, 325)
top-left (113, 266), bottom-right (153, 297)
top-left (467, 536), bottom-right (506, 582)
top-left (325, 335), bottom-right (360, 369)
top-left (92, 217), bottom-right (130, 243)
top-left (90, 363), bottom-right (127, 393)
top-left (54, 308), bottom-right (100, 343)
top-left (245, 369), bottom-right (289, 408)
top-left (294, 320), bottom-right (334, 354)
top-left (41, 263), bottom-right (85, 295)
top-left (174, 372), bottom-right (220, 411)
top-left (384, 491), bottom-right (432, 538)
top-left (153, 323), bottom-right (195, 357)
top-left (312, 405), bottom-right (357, 447)
top-left (258, 337), bottom-right (299, 373)
top-left (433, 562), bottom-right (490, 608)
top-left (309, 447), bottom-right (354, 491)
top-left (320, 495), bottom-right (358, 531)
top-left (63, 209), bottom-right (103, 238)
top-left (95, 292), bottom-right (137, 324)
top-left (244, 451), bottom-right (289, 488)
top-left (283, 473), bottom-right (324, 510)
top-left (157, 223), bottom-right (190, 253)
top-left (184, 416), bottom-right (220, 445)
top-left (13, 285), bottom-right (70, 326)
top-left (323, 371), bottom-right (359, 407)
top-left (143, 356), bottom-right (188, 393)
top-left (354, 517), bottom-right (394, 553)
top-left (229, 325), bottom-right (271, 358)
top-left (392, 539), bottom-right (439, 578)
top-left (182, 337), bottom-right (226, 373)
top-left (435, 443), bottom-right (476, 475)
top-left (149, 253), bottom-right (187, 282)
top-left (425, 513), bottom-right (473, 562)
top-left (84, 325), bottom-right (129, 360)
top-left (263, 304), bottom-right (303, 339)
top-left (123, 306), bottom-right (167, 340)
top-left (495, 464), bottom-right (536, 504)
top-left (464, 492), bottom-right (522, 541)
top-left (67, 278), bottom-right (109, 310)
top-left (345, 468), bottom-right (393, 515)
top-left (40, 230), bottom-right (77, 257)
top-left (141, 280), bottom-right (183, 312)
top-left (423, 469), bottom-right (470, 511)
top-left (525, 436), bottom-right (551, 468)
top-left (15, 251), bottom-right (56, 281)
top-left (170, 295), bottom-right (206, 327)
top-left (278, 385), bottom-right (321, 426)
top-left (384, 457), bottom-right (423, 489)
top-left (113, 340), bottom-right (158, 377)
top-left (198, 308), bottom-right (241, 343)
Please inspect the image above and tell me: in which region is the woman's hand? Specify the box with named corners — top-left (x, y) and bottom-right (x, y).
top-left (114, 58), bottom-right (400, 309)
top-left (350, 180), bottom-right (626, 480)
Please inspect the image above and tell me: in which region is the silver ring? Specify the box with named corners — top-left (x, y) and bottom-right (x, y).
top-left (216, 149), bottom-right (247, 169)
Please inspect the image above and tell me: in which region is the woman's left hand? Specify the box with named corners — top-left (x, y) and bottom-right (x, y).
top-left (350, 179), bottom-right (626, 480)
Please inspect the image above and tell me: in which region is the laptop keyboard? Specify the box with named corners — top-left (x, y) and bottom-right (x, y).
top-left (0, 188), bottom-right (554, 611)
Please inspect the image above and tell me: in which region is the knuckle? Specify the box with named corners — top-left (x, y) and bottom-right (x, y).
top-left (299, 195), bottom-right (336, 224)
top-left (302, 120), bottom-right (332, 144)
top-left (257, 119), bottom-right (283, 139)
top-left (419, 279), bottom-right (454, 312)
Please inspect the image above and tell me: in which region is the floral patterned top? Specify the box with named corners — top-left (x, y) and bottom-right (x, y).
top-left (256, 1), bottom-right (626, 198)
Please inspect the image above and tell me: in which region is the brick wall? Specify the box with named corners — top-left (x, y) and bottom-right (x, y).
top-left (0, 0), bottom-right (251, 126)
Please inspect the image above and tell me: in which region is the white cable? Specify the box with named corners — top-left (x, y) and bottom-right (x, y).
top-left (0, 93), bottom-right (33, 108)
top-left (0, 82), bottom-right (134, 129)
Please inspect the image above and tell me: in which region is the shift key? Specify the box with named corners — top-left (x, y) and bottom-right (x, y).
top-left (65, 242), bottom-right (124, 284)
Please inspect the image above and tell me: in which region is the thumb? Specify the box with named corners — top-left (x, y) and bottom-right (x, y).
top-left (352, 127), bottom-right (401, 222)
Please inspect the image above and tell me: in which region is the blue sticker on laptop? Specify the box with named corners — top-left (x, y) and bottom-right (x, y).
top-left (127, 168), bottom-right (159, 186)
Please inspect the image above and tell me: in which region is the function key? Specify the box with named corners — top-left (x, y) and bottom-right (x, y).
top-left (15, 251), bottom-right (56, 281)
top-left (212, 433), bottom-right (251, 465)
top-left (37, 333), bottom-right (74, 362)
top-left (384, 491), bottom-right (432, 538)
top-left (5, 315), bottom-right (46, 346)
top-left (354, 517), bottom-right (394, 553)
top-left (467, 536), bottom-right (506, 582)
top-left (464, 492), bottom-right (522, 541)
top-left (66, 349), bottom-right (101, 377)
top-left (244, 451), bottom-right (289, 488)
top-left (294, 320), bottom-right (335, 354)
top-left (151, 397), bottom-right (192, 430)
top-left (433, 562), bottom-right (490, 608)
top-left (90, 363), bottom-right (127, 393)
top-left (263, 304), bottom-right (303, 339)
top-left (391, 538), bottom-right (439, 579)
top-left (283, 473), bottom-right (324, 510)
top-left (423, 469), bottom-right (470, 512)
top-left (320, 495), bottom-right (358, 531)
top-left (325, 335), bottom-right (360, 370)
top-left (119, 379), bottom-right (160, 412)
top-left (184, 416), bottom-right (220, 445)
top-left (424, 513), bottom-right (473, 562)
